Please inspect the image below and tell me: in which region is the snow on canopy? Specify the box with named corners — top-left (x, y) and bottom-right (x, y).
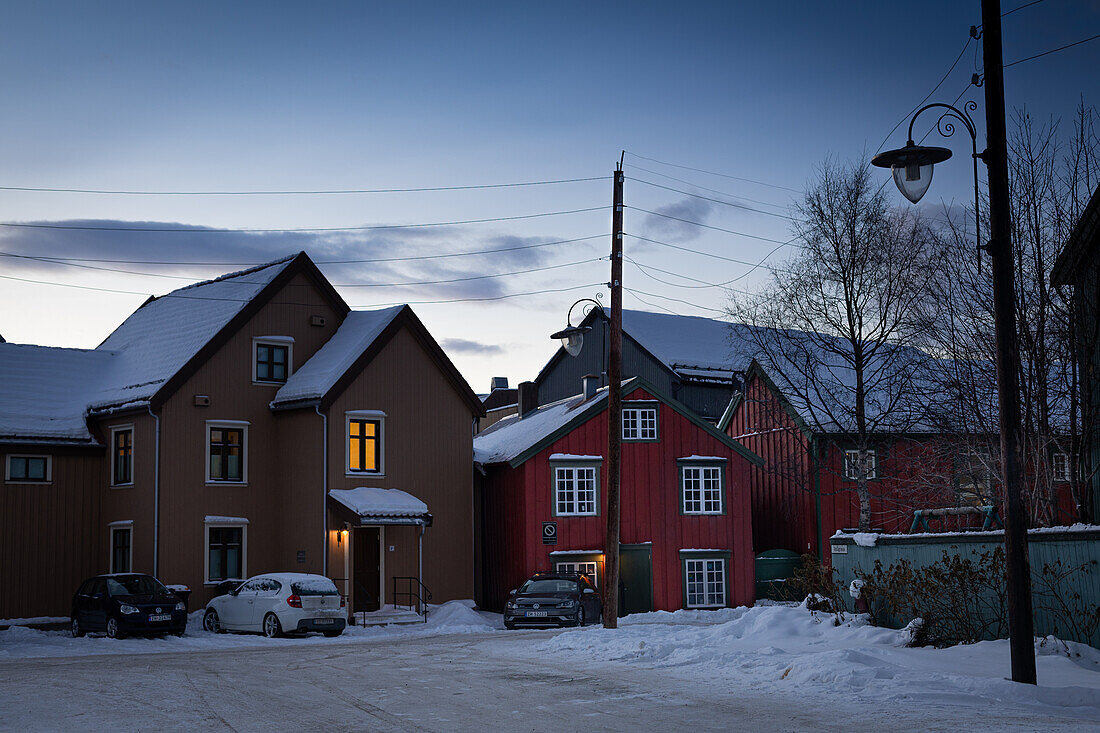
top-left (329, 487), bottom-right (429, 517)
top-left (0, 255), bottom-right (295, 443)
top-left (273, 306), bottom-right (404, 407)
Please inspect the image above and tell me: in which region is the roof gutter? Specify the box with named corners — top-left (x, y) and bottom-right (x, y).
top-left (147, 405), bottom-right (161, 577)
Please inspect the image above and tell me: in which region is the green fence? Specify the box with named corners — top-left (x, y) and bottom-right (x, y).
top-left (830, 526), bottom-right (1100, 648)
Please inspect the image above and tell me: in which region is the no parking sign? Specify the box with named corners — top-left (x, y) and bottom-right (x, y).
top-left (542, 521), bottom-right (557, 545)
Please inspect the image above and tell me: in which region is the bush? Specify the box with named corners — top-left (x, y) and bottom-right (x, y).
top-left (778, 554), bottom-right (845, 621)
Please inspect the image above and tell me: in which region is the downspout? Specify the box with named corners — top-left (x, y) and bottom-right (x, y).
top-left (812, 435), bottom-right (823, 560)
top-left (147, 405), bottom-right (161, 577)
top-left (316, 405), bottom-right (328, 577)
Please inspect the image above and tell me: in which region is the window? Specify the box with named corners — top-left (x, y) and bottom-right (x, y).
top-left (684, 557), bottom-right (726, 608)
top-left (111, 427), bottom-right (133, 486)
top-left (1052, 453), bottom-right (1077, 483)
top-left (5, 455), bottom-right (50, 482)
top-left (110, 524), bottom-right (132, 573)
top-left (556, 561), bottom-right (599, 586)
top-left (681, 464), bottom-right (724, 514)
top-left (622, 404), bottom-right (658, 441)
top-left (253, 337), bottom-right (293, 384)
top-left (553, 465), bottom-right (599, 516)
top-left (957, 449), bottom-right (994, 507)
top-left (844, 450), bottom-right (877, 480)
top-left (206, 523), bottom-right (246, 583)
top-left (207, 422), bottom-right (248, 483)
top-left (347, 414), bottom-right (383, 474)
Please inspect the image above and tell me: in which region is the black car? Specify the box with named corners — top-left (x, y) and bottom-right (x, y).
top-left (503, 572), bottom-right (602, 629)
top-left (71, 574), bottom-right (188, 639)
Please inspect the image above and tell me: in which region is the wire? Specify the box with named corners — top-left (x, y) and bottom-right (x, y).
top-left (622, 286), bottom-right (729, 313)
top-left (627, 206), bottom-right (791, 245)
top-left (628, 178), bottom-right (798, 221)
top-left (626, 163), bottom-right (794, 211)
top-left (1004, 32), bottom-right (1100, 69)
top-left (0, 206), bottom-right (609, 234)
top-left (876, 36), bottom-right (973, 154)
top-left (622, 151), bottom-right (801, 193)
top-left (0, 176), bottom-right (607, 196)
top-left (357, 282), bottom-right (608, 308)
top-left (1001, 0), bottom-right (1047, 19)
top-left (625, 233), bottom-right (792, 272)
top-left (625, 288), bottom-right (680, 316)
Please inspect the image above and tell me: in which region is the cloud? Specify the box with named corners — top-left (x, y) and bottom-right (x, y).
top-left (438, 337), bottom-right (505, 355)
top-left (0, 220), bottom-right (602, 304)
top-left (641, 197), bottom-right (714, 243)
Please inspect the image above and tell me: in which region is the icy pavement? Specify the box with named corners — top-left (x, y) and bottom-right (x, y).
top-left (2, 600), bottom-right (1099, 731)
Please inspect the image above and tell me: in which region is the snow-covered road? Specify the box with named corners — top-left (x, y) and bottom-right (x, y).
top-left (2, 602), bottom-right (1098, 731)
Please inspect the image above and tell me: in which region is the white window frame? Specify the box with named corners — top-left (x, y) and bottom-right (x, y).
top-left (555, 561), bottom-right (599, 586)
top-left (109, 520), bottom-right (134, 573)
top-left (345, 410), bottom-right (386, 477)
top-left (681, 464), bottom-right (724, 515)
top-left (205, 420), bottom-right (249, 485)
top-left (844, 449), bottom-right (877, 480)
top-left (1052, 452), bottom-right (1077, 483)
top-left (252, 335), bottom-right (294, 385)
top-left (553, 465), bottom-right (599, 516)
top-left (109, 424), bottom-right (134, 487)
top-left (4, 454), bottom-right (52, 483)
top-left (204, 518), bottom-right (248, 585)
top-left (622, 404), bottom-right (658, 441)
top-left (684, 557), bottom-right (726, 608)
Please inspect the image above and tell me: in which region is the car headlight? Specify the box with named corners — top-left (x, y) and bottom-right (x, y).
top-left (174, 601), bottom-right (186, 611)
top-left (505, 600), bottom-right (516, 609)
top-left (119, 604), bottom-right (139, 615)
top-left (557, 599), bottom-right (576, 609)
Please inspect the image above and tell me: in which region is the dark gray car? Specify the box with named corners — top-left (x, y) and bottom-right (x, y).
top-left (503, 572), bottom-right (602, 629)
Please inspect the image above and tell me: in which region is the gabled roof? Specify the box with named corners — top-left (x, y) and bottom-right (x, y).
top-left (1052, 183), bottom-right (1100, 286)
top-left (271, 304), bottom-right (484, 416)
top-left (473, 375), bottom-right (762, 468)
top-left (0, 344), bottom-right (115, 443)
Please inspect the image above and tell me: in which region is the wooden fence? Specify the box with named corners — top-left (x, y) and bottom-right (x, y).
top-left (829, 526), bottom-right (1100, 648)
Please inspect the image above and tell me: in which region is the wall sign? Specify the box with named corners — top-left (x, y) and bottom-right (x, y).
top-left (542, 521), bottom-right (557, 545)
top-left (296, 550), bottom-right (306, 563)
top-left (830, 544), bottom-right (848, 554)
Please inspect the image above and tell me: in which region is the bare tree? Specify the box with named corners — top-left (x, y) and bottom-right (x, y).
top-left (729, 159), bottom-right (938, 530)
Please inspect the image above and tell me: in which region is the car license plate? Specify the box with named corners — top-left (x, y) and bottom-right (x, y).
top-left (525, 611), bottom-right (547, 617)
top-left (149, 614), bottom-right (172, 622)
top-left (314, 618), bottom-right (334, 625)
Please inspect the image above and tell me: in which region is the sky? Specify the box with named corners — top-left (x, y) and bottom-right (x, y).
top-left (1, 0), bottom-right (1098, 394)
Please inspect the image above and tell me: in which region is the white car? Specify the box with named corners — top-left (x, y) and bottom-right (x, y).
top-left (202, 573), bottom-right (346, 638)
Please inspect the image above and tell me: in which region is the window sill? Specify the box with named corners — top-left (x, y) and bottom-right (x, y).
top-left (251, 381), bottom-right (286, 387)
top-left (110, 483), bottom-right (135, 489)
top-left (345, 472), bottom-right (384, 479)
top-left (685, 603), bottom-right (726, 609)
top-left (206, 481), bottom-right (248, 487)
top-left (4, 481), bottom-right (52, 485)
top-left (682, 511), bottom-right (725, 516)
top-left (622, 438), bottom-right (659, 443)
top-left (554, 513), bottom-right (599, 518)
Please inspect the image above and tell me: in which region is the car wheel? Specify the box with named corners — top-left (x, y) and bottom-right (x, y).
top-left (71, 617), bottom-right (85, 638)
top-left (203, 609), bottom-right (224, 634)
top-left (322, 630), bottom-right (343, 638)
top-left (262, 613), bottom-right (283, 639)
top-left (105, 616), bottom-right (125, 639)
top-left (578, 606), bottom-right (586, 627)
top-left (504, 620), bottom-right (515, 630)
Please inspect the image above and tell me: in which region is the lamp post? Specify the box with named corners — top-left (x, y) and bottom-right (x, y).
top-left (872, 0), bottom-right (1036, 685)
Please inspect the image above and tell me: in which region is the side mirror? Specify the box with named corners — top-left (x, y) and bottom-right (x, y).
top-left (508, 589), bottom-right (517, 596)
top-left (583, 588), bottom-right (596, 594)
top-left (229, 588), bottom-right (240, 597)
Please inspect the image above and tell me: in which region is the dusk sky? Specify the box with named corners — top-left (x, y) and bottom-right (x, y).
top-left (2, 0), bottom-right (1097, 393)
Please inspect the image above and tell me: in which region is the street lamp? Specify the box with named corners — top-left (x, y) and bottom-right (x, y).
top-left (871, 0), bottom-right (1036, 686)
top-left (550, 297), bottom-right (600, 358)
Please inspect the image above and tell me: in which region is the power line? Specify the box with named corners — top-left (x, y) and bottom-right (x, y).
top-left (0, 206), bottom-right (609, 234)
top-left (1004, 32), bottom-right (1100, 69)
top-left (625, 163), bottom-right (794, 211)
top-left (625, 233), bottom-right (793, 272)
top-left (628, 178), bottom-right (798, 221)
top-left (0, 176), bottom-right (606, 196)
top-left (1001, 0), bottom-right (1048, 19)
top-left (622, 286), bottom-right (728, 314)
top-left (622, 151), bottom-right (801, 193)
top-left (627, 206), bottom-right (791, 245)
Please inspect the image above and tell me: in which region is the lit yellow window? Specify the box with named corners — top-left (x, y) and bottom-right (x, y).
top-left (349, 419), bottom-right (380, 473)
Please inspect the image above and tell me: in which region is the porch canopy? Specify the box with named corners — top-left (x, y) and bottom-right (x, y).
top-left (328, 486), bottom-right (433, 526)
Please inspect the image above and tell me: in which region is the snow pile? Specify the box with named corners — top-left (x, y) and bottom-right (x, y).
top-left (424, 600), bottom-right (498, 633)
top-left (540, 603), bottom-right (1100, 718)
top-left (329, 487), bottom-right (428, 517)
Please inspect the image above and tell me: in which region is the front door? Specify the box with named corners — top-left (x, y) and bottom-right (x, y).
top-left (353, 527), bottom-right (381, 612)
top-left (618, 545), bottom-right (653, 616)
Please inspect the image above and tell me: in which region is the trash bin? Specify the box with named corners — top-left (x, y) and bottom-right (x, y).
top-left (754, 549), bottom-right (801, 600)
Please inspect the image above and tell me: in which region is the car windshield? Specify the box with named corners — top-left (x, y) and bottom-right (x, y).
top-left (291, 578), bottom-right (339, 596)
top-left (519, 579), bottom-right (578, 594)
top-left (107, 575), bottom-right (168, 597)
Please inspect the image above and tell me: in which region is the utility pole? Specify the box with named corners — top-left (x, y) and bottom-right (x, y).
top-left (981, 0), bottom-right (1036, 684)
top-left (603, 157), bottom-right (624, 628)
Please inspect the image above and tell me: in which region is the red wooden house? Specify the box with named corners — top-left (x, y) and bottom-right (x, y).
top-left (473, 375), bottom-right (762, 614)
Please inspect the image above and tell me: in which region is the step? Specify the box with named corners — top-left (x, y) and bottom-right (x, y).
top-left (350, 608), bottom-right (425, 627)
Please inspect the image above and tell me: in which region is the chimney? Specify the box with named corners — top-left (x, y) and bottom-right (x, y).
top-left (582, 374), bottom-right (599, 400)
top-left (490, 376), bottom-right (509, 391)
top-left (518, 381), bottom-right (539, 418)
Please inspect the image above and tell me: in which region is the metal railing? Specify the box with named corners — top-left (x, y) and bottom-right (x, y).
top-left (392, 576), bottom-right (432, 619)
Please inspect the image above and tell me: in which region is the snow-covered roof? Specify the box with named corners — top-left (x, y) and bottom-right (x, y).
top-left (622, 309), bottom-right (760, 376)
top-left (0, 344), bottom-right (116, 443)
top-left (328, 487), bottom-right (429, 517)
top-left (474, 388), bottom-right (610, 466)
top-left (273, 306), bottom-right (404, 407)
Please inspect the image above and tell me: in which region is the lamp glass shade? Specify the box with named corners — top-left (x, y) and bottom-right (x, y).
top-left (562, 331), bottom-right (584, 357)
top-left (892, 161), bottom-right (934, 204)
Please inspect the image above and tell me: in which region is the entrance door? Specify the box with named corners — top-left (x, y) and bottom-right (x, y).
top-left (618, 544), bottom-right (653, 616)
top-left (353, 527), bottom-right (381, 612)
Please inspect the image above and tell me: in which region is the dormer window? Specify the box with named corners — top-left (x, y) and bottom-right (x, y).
top-left (253, 336), bottom-right (294, 384)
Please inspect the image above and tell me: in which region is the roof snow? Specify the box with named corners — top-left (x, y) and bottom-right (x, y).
top-left (622, 309), bottom-right (759, 375)
top-left (329, 487), bottom-right (429, 517)
top-left (473, 386), bottom-right (612, 466)
top-left (273, 306), bottom-right (404, 406)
